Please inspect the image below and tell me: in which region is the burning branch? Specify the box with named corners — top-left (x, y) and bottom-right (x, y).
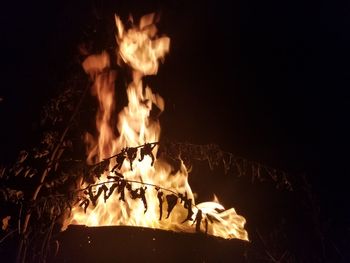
top-left (72, 140), bottom-right (255, 238)
top-left (77, 176), bottom-right (203, 232)
top-left (92, 142), bottom-right (159, 169)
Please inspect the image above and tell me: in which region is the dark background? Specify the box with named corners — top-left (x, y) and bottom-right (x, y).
top-left (0, 0), bottom-right (349, 260)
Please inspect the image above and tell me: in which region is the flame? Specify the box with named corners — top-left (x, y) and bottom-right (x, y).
top-left (65, 13), bottom-right (248, 241)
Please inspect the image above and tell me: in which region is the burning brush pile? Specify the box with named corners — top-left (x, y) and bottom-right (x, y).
top-left (0, 11), bottom-right (298, 263)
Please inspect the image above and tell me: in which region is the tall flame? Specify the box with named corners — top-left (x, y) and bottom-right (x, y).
top-left (66, 13), bottom-right (248, 241)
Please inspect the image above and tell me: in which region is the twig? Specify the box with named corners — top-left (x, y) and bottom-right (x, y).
top-left (18, 202), bottom-right (22, 235)
top-left (0, 229), bottom-right (18, 244)
top-left (81, 179), bottom-right (178, 196)
top-left (90, 142), bottom-right (159, 167)
top-left (277, 251), bottom-right (289, 262)
top-left (256, 229), bottom-right (279, 263)
top-left (79, 177), bottom-right (204, 212)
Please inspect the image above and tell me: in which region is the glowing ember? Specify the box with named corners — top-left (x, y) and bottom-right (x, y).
top-left (65, 13), bottom-right (248, 241)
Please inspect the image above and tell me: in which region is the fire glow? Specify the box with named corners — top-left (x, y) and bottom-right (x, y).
top-left (65, 13), bottom-right (248, 241)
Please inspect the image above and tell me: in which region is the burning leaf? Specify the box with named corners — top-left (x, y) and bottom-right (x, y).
top-left (139, 143), bottom-right (156, 165)
top-left (117, 180), bottom-right (127, 201)
top-left (79, 199), bottom-right (90, 213)
top-left (193, 209), bottom-right (203, 233)
top-left (126, 182), bottom-right (132, 191)
top-left (139, 186), bottom-right (147, 213)
top-left (88, 184), bottom-right (109, 206)
top-left (129, 187), bottom-right (139, 199)
top-left (127, 186), bottom-right (148, 213)
top-left (165, 194), bottom-right (178, 218)
top-left (204, 218), bottom-right (208, 234)
top-left (90, 159), bottom-right (110, 179)
top-left (157, 190), bottom-right (164, 220)
top-left (179, 193), bottom-right (194, 223)
top-left (112, 149), bottom-right (127, 172)
top-left (126, 147), bottom-right (138, 171)
top-left (106, 183), bottom-right (118, 200)
top-left (82, 166), bottom-right (95, 184)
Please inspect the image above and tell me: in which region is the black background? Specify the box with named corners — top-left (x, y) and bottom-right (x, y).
top-left (0, 0), bottom-right (349, 259)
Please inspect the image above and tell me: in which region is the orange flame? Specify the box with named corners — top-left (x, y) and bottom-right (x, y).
top-left (65, 13), bottom-right (248, 241)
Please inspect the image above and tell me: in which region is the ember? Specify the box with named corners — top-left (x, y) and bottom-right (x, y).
top-left (64, 13), bottom-right (248, 241)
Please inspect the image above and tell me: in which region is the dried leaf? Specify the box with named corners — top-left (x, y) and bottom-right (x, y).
top-left (126, 147), bottom-right (138, 171)
top-left (14, 166), bottom-right (24, 177)
top-left (79, 199), bottom-right (90, 213)
top-left (33, 149), bottom-right (50, 159)
top-left (27, 168), bottom-right (37, 178)
top-left (183, 200), bottom-right (194, 223)
top-left (129, 187), bottom-right (139, 199)
top-left (91, 159), bottom-right (110, 179)
top-left (112, 149), bottom-right (127, 172)
top-left (139, 143), bottom-right (156, 165)
top-left (88, 184), bottom-right (108, 206)
top-left (117, 180), bottom-right (127, 201)
top-left (157, 191), bottom-right (164, 220)
top-left (193, 209), bottom-right (203, 233)
top-left (106, 183), bottom-right (118, 200)
top-left (165, 194), bottom-right (178, 218)
top-left (139, 187), bottom-right (147, 213)
top-left (0, 167), bottom-right (6, 178)
top-left (204, 218), bottom-right (208, 234)
top-left (17, 151), bottom-right (28, 164)
top-left (178, 192), bottom-right (194, 223)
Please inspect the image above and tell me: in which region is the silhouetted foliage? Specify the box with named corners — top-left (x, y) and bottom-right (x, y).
top-left (111, 149), bottom-right (127, 172)
top-left (179, 193), bottom-right (194, 223)
top-left (139, 143), bottom-right (156, 165)
top-left (158, 142), bottom-right (292, 191)
top-left (89, 160), bottom-right (110, 180)
top-left (126, 147), bottom-right (138, 171)
top-left (157, 190), bottom-right (164, 220)
top-left (194, 209), bottom-right (203, 233)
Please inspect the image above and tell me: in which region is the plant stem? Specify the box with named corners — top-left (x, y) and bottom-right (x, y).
top-left (16, 84), bottom-right (90, 263)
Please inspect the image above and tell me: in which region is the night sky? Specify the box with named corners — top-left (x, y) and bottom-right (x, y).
top-left (1, 0), bottom-right (349, 259)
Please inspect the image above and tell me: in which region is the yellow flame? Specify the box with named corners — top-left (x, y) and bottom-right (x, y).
top-left (115, 14), bottom-right (170, 75)
top-left (65, 13), bottom-right (248, 241)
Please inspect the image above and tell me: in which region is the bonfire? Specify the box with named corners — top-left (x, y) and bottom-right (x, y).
top-left (0, 9), bottom-right (303, 263)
